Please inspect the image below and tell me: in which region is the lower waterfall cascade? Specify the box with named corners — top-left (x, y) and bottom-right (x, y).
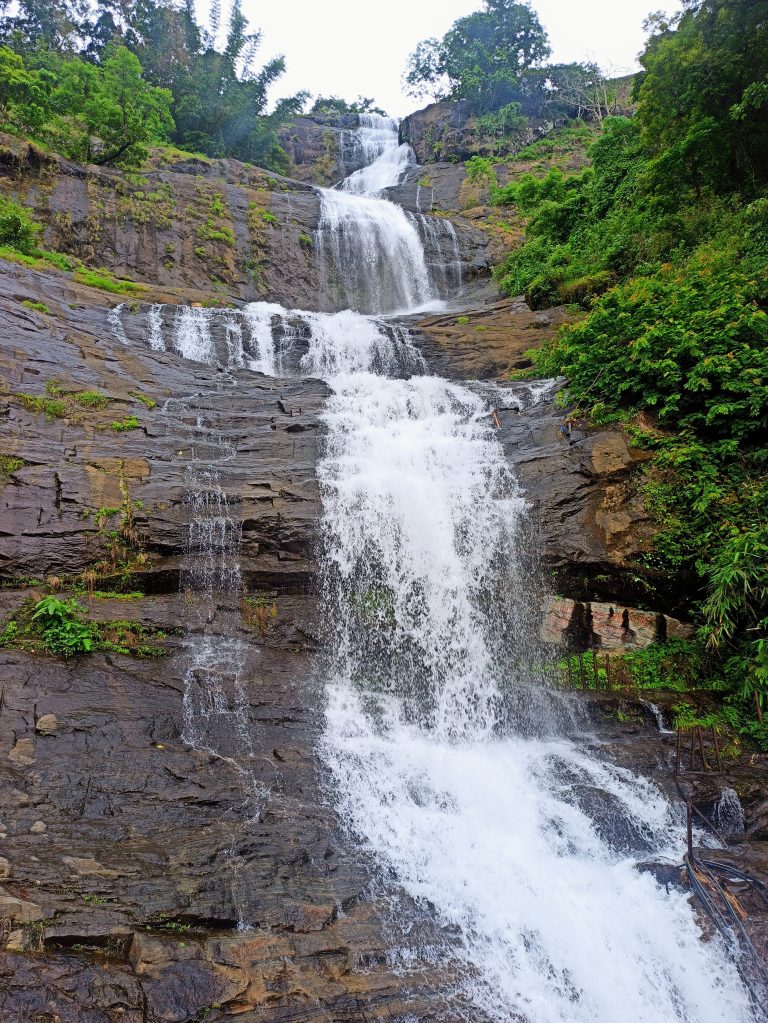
top-left (107, 115), bottom-right (764, 1023)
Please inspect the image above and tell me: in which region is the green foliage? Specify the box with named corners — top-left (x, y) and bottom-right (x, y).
top-left (0, 454), bottom-right (25, 482)
top-left (0, 45), bottom-right (50, 132)
top-left (30, 595), bottom-right (96, 656)
top-left (465, 156), bottom-right (497, 187)
top-left (497, 3), bottom-right (768, 727)
top-left (0, 194), bottom-right (41, 253)
top-left (72, 390), bottom-right (108, 409)
top-left (0, 0), bottom-right (304, 173)
top-left (404, 1), bottom-right (550, 112)
top-left (130, 392), bottom-right (156, 408)
top-left (617, 640), bottom-right (706, 693)
top-left (476, 101), bottom-right (527, 143)
top-left (13, 386), bottom-right (115, 422)
top-left (16, 392), bottom-right (67, 419)
top-left (111, 416), bottom-right (140, 432)
top-left (309, 95), bottom-right (386, 117)
top-left (22, 299), bottom-right (49, 313)
top-left (0, 593), bottom-right (172, 659)
top-left (73, 268), bottom-right (146, 294)
top-left (637, 0), bottom-right (768, 198)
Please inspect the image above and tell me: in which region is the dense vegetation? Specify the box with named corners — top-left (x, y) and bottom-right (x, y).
top-left (489, 0), bottom-right (767, 739)
top-left (404, 0), bottom-right (623, 126)
top-left (0, 0), bottom-right (308, 170)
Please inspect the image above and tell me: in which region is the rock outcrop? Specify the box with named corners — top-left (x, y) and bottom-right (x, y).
top-left (399, 98), bottom-right (555, 164)
top-left (0, 132), bottom-right (491, 313)
top-left (278, 114), bottom-right (369, 186)
top-left (540, 596), bottom-right (694, 651)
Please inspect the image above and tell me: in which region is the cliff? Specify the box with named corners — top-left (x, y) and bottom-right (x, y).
top-left (0, 132), bottom-right (491, 312)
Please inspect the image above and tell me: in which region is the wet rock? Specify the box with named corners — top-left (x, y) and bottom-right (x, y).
top-left (279, 114), bottom-right (367, 185)
top-left (541, 596), bottom-right (694, 651)
top-left (8, 737), bottom-right (35, 767)
top-left (408, 295), bottom-right (576, 379)
top-left (568, 784), bottom-right (656, 854)
top-left (490, 382), bottom-right (659, 607)
top-left (0, 893), bottom-right (45, 923)
top-left (36, 714), bottom-right (59, 736)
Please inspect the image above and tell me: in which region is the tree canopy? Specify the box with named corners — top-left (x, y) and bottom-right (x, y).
top-left (404, 1), bottom-right (550, 111)
top-left (0, 0), bottom-right (307, 171)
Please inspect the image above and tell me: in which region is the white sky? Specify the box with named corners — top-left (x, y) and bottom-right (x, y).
top-left (231, 1), bottom-right (683, 117)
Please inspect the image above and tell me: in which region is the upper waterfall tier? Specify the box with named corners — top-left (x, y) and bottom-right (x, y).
top-left (341, 114), bottom-right (415, 196)
top-left (315, 114), bottom-right (453, 315)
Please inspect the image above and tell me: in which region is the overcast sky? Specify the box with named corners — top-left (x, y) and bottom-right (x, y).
top-left (232, 1), bottom-right (683, 117)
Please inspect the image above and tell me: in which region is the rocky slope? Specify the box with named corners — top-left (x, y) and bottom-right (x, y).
top-left (1, 113), bottom-right (766, 1020)
top-left (0, 131), bottom-right (490, 312)
top-left (0, 256), bottom-right (689, 1020)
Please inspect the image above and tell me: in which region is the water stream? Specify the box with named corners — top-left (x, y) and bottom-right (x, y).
top-left (110, 115), bottom-right (761, 1021)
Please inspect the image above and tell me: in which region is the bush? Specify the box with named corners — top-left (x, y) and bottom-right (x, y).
top-left (0, 195), bottom-right (41, 253)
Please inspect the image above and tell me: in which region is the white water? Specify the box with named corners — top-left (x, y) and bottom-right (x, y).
top-left (317, 114), bottom-right (444, 314)
top-left (318, 375), bottom-right (754, 1021)
top-left (342, 113), bottom-right (414, 196)
top-left (108, 115), bottom-right (760, 1019)
top-left (317, 188), bottom-right (436, 314)
top-left (311, 121), bottom-right (759, 1021)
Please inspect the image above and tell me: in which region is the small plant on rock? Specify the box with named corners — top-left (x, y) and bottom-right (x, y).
top-left (30, 595), bottom-right (97, 657)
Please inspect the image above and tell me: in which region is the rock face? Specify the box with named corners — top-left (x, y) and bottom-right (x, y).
top-left (409, 295), bottom-right (576, 378)
top-left (488, 382), bottom-right (660, 607)
top-left (0, 262), bottom-right (476, 1021)
top-left (0, 132), bottom-right (491, 313)
top-left (278, 114), bottom-right (370, 186)
top-left (399, 98), bottom-right (555, 164)
top-left (540, 596), bottom-right (695, 651)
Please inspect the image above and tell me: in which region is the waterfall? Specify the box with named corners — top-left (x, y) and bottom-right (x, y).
top-left (105, 113), bottom-right (762, 1020)
top-left (316, 189), bottom-right (436, 314)
top-left (315, 114), bottom-right (446, 314)
top-left (309, 119), bottom-right (758, 1022)
top-left (161, 394), bottom-right (266, 927)
top-left (342, 113), bottom-right (415, 196)
top-left (317, 372), bottom-right (755, 1021)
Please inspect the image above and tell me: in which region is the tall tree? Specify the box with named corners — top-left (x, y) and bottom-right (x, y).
top-left (404, 1), bottom-right (550, 111)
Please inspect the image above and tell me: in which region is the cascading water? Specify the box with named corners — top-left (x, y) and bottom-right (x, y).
top-left (108, 113), bottom-right (763, 1019)
top-left (342, 113), bottom-right (415, 196)
top-left (311, 121), bottom-right (760, 1022)
top-left (316, 114), bottom-right (456, 314)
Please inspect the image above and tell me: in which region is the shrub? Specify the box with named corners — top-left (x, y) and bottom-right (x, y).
top-left (30, 596), bottom-right (97, 657)
top-left (0, 195), bottom-right (41, 254)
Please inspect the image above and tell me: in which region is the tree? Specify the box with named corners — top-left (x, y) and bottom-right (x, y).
top-left (309, 95), bottom-right (386, 118)
top-left (0, 0), bottom-right (85, 53)
top-left (404, 1), bottom-right (550, 112)
top-left (0, 0), bottom-right (305, 173)
top-left (50, 45), bottom-right (173, 166)
top-left (0, 44), bottom-right (51, 131)
top-left (403, 38), bottom-right (449, 102)
top-left (532, 62), bottom-right (620, 124)
top-left (636, 0), bottom-right (768, 195)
